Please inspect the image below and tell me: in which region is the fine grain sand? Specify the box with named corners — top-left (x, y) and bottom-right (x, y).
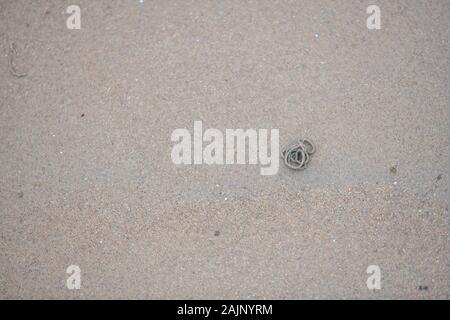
top-left (0, 0), bottom-right (449, 299)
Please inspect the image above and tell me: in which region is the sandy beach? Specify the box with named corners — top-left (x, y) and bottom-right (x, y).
top-left (0, 0), bottom-right (449, 299)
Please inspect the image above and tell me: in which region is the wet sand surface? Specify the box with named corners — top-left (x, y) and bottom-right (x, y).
top-left (0, 0), bottom-right (449, 299)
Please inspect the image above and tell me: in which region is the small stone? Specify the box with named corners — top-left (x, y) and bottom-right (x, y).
top-left (389, 165), bottom-right (397, 174)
